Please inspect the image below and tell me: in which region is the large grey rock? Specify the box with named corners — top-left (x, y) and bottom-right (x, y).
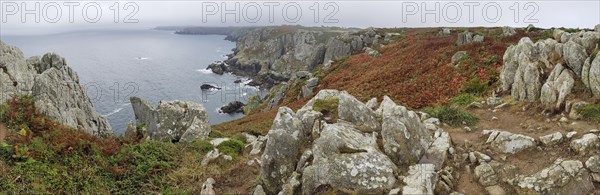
top-left (570, 133), bottom-right (599, 155)
top-left (381, 96), bottom-right (433, 168)
top-left (540, 64), bottom-right (575, 111)
top-left (475, 163), bottom-right (498, 186)
top-left (473, 35), bottom-right (484, 43)
top-left (130, 97), bottom-right (210, 142)
top-left (200, 178), bottom-right (216, 195)
top-left (596, 24), bottom-right (600, 32)
top-left (259, 107), bottom-right (304, 194)
top-left (302, 123), bottom-right (397, 195)
top-left (585, 155), bottom-right (600, 173)
top-left (420, 130), bottom-right (452, 170)
top-left (484, 130), bottom-right (535, 154)
top-left (402, 164), bottom-right (437, 195)
top-left (502, 26), bottom-right (516, 36)
top-left (301, 78), bottom-right (318, 98)
top-left (0, 41), bottom-right (112, 136)
top-left (538, 132), bottom-right (563, 146)
top-left (512, 159), bottom-right (594, 194)
top-left (457, 31), bottom-right (473, 45)
top-left (451, 51), bottom-right (467, 66)
top-left (338, 91), bottom-right (381, 132)
top-left (562, 41), bottom-right (588, 76)
top-left (587, 54), bottom-right (600, 96)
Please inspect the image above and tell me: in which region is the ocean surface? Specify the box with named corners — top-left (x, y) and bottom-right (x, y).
top-left (2, 29), bottom-right (263, 135)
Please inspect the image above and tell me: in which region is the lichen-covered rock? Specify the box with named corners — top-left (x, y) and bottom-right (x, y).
top-left (585, 155), bottom-right (600, 173)
top-left (512, 159), bottom-right (594, 194)
top-left (259, 107), bottom-right (305, 194)
top-left (381, 96), bottom-right (433, 168)
top-left (497, 34), bottom-right (600, 109)
top-left (302, 123), bottom-right (397, 195)
top-left (474, 163), bottom-right (498, 186)
top-left (561, 41), bottom-right (588, 76)
top-left (456, 31), bottom-right (473, 45)
top-left (484, 130), bottom-right (535, 154)
top-left (130, 97), bottom-right (210, 142)
top-left (502, 26), bottom-right (516, 36)
top-left (338, 91), bottom-right (381, 132)
top-left (451, 51), bottom-right (467, 66)
top-left (0, 41), bottom-right (112, 136)
top-left (420, 130), bottom-right (452, 170)
top-left (301, 77), bottom-right (319, 98)
top-left (586, 54), bottom-right (600, 96)
top-left (200, 178), bottom-right (216, 195)
top-left (538, 132), bottom-right (563, 146)
top-left (402, 164), bottom-right (437, 195)
top-left (540, 64), bottom-right (575, 111)
top-left (569, 133), bottom-right (599, 155)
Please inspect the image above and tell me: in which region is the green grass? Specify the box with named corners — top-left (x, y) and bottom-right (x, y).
top-left (216, 139), bottom-right (245, 159)
top-left (423, 105), bottom-right (479, 127)
top-left (575, 104), bottom-right (600, 122)
top-left (463, 77), bottom-right (490, 96)
top-left (312, 97), bottom-right (339, 122)
top-left (450, 93), bottom-right (479, 106)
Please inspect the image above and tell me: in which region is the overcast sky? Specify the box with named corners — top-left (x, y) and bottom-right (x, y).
top-left (1, 0), bottom-right (599, 35)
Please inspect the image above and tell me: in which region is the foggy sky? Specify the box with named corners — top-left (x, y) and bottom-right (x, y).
top-left (1, 0), bottom-right (599, 35)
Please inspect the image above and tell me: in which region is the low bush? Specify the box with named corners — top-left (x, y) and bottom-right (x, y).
top-left (424, 105), bottom-right (479, 127)
top-left (450, 93), bottom-right (479, 106)
top-left (216, 139), bottom-right (245, 159)
top-left (576, 104), bottom-right (600, 122)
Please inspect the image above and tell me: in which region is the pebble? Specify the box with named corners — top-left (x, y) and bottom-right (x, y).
top-left (464, 126), bottom-right (472, 132)
top-left (566, 131), bottom-right (578, 139)
top-left (559, 117), bottom-right (569, 123)
top-left (491, 116), bottom-right (498, 120)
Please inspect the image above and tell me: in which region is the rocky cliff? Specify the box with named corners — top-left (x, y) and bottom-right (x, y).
top-left (208, 26), bottom-right (382, 88)
top-left (0, 41), bottom-right (112, 136)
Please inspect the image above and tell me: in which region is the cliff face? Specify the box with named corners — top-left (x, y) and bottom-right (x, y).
top-left (213, 26), bottom-right (379, 88)
top-left (0, 41), bottom-right (112, 136)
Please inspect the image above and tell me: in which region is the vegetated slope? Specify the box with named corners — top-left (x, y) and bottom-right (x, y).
top-left (214, 27), bottom-right (536, 135)
top-left (320, 28), bottom-right (527, 108)
top-left (0, 96), bottom-right (252, 194)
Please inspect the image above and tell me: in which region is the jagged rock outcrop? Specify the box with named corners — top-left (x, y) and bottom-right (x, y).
top-left (259, 107), bottom-right (304, 194)
top-left (502, 26), bottom-right (517, 36)
top-left (483, 130), bottom-right (535, 154)
top-left (500, 27), bottom-right (600, 111)
top-left (381, 96), bottom-right (433, 168)
top-left (220, 27), bottom-right (380, 88)
top-left (259, 90), bottom-right (453, 194)
top-left (0, 41), bottom-right (112, 136)
top-left (512, 159), bottom-right (595, 194)
top-left (302, 122), bottom-right (397, 194)
top-left (129, 97), bottom-right (210, 142)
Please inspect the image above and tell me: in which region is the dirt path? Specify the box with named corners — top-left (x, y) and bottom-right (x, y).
top-left (445, 103), bottom-right (599, 194)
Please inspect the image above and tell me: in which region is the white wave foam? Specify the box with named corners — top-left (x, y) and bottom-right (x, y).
top-left (103, 107), bottom-right (124, 117)
top-left (196, 69), bottom-right (213, 74)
